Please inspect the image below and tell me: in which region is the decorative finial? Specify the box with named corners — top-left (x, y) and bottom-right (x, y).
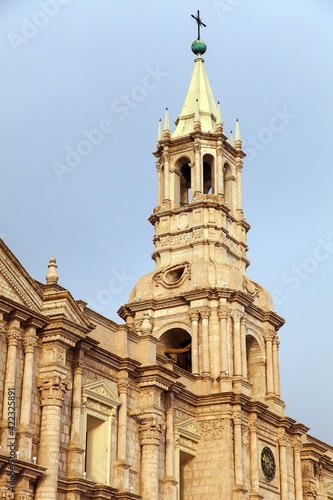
top-left (163, 108), bottom-right (170, 139)
top-left (46, 257), bottom-right (58, 284)
top-left (216, 101), bottom-right (224, 132)
top-left (229, 130), bottom-right (235, 147)
top-left (191, 10), bottom-right (207, 55)
top-left (157, 118), bottom-right (162, 142)
top-left (163, 107), bottom-right (170, 131)
top-left (235, 119), bottom-right (242, 149)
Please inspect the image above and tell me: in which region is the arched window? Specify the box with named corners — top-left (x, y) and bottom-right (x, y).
top-left (180, 163), bottom-right (191, 205)
top-left (246, 335), bottom-right (265, 399)
top-left (158, 328), bottom-right (192, 373)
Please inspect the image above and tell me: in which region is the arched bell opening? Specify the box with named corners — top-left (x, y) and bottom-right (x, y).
top-left (158, 328), bottom-right (192, 372)
top-left (246, 335), bottom-right (265, 399)
top-left (203, 154), bottom-right (214, 194)
top-left (180, 163), bottom-right (192, 205)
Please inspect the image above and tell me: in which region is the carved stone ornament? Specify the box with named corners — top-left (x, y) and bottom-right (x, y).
top-left (153, 262), bottom-right (191, 289)
top-left (177, 213), bottom-right (189, 230)
top-left (243, 277), bottom-right (258, 296)
top-left (199, 419), bottom-right (225, 441)
top-left (139, 418), bottom-right (163, 446)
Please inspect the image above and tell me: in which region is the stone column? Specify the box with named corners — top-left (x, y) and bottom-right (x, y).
top-left (190, 311), bottom-right (199, 375)
top-left (233, 412), bottom-right (244, 496)
top-left (293, 437), bottom-right (303, 500)
top-left (240, 316), bottom-right (247, 379)
top-left (200, 309), bottom-right (210, 375)
top-left (157, 161), bottom-right (163, 207)
top-left (278, 432), bottom-right (288, 500)
top-left (139, 417), bottom-right (163, 500)
top-left (163, 150), bottom-right (170, 204)
top-left (218, 306), bottom-right (229, 377)
top-left (1, 317), bottom-right (21, 450)
top-left (193, 141), bottom-right (201, 195)
top-left (263, 331), bottom-right (274, 395)
top-left (35, 375), bottom-right (71, 500)
top-left (216, 145), bottom-right (223, 195)
top-left (115, 375), bottom-right (130, 491)
top-left (17, 324), bottom-right (38, 459)
top-left (272, 336), bottom-right (280, 396)
top-left (209, 302), bottom-right (220, 379)
top-left (236, 162), bottom-right (243, 212)
top-left (164, 393), bottom-right (176, 500)
top-left (232, 311), bottom-right (243, 377)
top-left (67, 357), bottom-right (84, 478)
top-left (249, 418), bottom-right (260, 497)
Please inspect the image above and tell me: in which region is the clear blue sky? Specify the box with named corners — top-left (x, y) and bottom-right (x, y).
top-left (1, 1), bottom-right (333, 444)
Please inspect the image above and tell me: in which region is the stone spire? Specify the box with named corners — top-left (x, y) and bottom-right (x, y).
top-left (172, 40), bottom-right (218, 138)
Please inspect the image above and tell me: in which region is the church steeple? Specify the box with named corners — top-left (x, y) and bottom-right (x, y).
top-left (121, 32), bottom-right (284, 415)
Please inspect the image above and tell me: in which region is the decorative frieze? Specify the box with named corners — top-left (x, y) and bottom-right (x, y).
top-left (158, 228), bottom-right (204, 247)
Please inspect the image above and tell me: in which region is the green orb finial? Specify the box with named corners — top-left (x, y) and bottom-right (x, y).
top-left (191, 39), bottom-right (207, 55)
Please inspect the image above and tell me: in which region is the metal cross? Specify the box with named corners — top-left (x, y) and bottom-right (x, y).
top-left (191, 10), bottom-right (206, 39)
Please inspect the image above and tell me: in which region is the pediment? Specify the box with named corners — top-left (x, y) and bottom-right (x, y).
top-left (0, 240), bottom-right (43, 312)
top-left (82, 380), bottom-right (121, 408)
top-left (42, 288), bottom-right (93, 331)
top-left (174, 417), bottom-right (201, 440)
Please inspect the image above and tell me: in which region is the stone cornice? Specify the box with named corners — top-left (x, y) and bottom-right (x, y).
top-left (137, 364), bottom-right (180, 392)
top-left (0, 296), bottom-right (48, 327)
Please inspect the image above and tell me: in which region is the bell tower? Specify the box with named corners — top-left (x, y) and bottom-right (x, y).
top-left (119, 34), bottom-right (285, 415)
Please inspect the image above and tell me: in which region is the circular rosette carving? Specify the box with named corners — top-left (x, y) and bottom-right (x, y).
top-left (154, 262), bottom-right (191, 289)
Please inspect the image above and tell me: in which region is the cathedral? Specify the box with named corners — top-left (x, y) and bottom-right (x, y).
top-left (0, 24), bottom-right (333, 500)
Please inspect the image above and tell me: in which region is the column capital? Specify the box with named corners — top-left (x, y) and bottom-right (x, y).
top-left (273, 336), bottom-right (280, 347)
top-left (263, 330), bottom-right (275, 343)
top-left (117, 379), bottom-right (130, 394)
top-left (73, 359), bottom-right (84, 374)
top-left (138, 417), bottom-right (163, 446)
top-left (278, 433), bottom-right (288, 447)
top-left (218, 306), bottom-right (229, 320)
top-left (37, 375), bottom-right (72, 407)
top-left (240, 315), bottom-right (247, 327)
top-left (217, 146), bottom-right (223, 157)
top-left (6, 327), bottom-right (21, 346)
top-left (233, 412), bottom-right (243, 426)
top-left (231, 310), bottom-right (243, 322)
top-left (189, 310), bottom-right (200, 322)
top-left (200, 308), bottom-right (210, 320)
top-left (23, 328), bottom-right (38, 354)
top-left (248, 417), bottom-right (258, 433)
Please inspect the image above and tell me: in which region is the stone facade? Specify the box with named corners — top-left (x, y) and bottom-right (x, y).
top-left (0, 37), bottom-right (333, 500)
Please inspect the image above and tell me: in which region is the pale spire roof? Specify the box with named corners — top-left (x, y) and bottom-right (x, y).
top-left (172, 53), bottom-right (218, 138)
